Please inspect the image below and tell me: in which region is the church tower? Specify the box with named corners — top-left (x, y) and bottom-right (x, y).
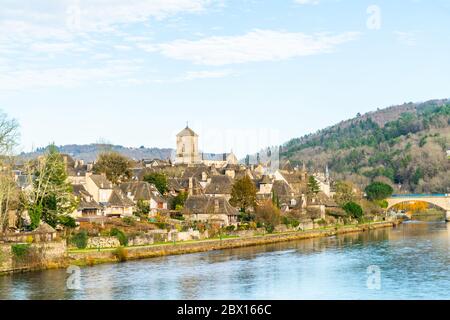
top-left (175, 125), bottom-right (201, 165)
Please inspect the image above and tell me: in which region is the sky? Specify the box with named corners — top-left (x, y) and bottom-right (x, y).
top-left (0, 0), bottom-right (450, 158)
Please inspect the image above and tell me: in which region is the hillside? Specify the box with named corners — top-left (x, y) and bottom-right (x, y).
top-left (281, 99), bottom-right (450, 193)
top-left (20, 144), bottom-right (174, 162)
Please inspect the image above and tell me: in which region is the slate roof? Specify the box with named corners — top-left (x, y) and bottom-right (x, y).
top-left (72, 185), bottom-right (102, 210)
top-left (184, 195), bottom-right (239, 216)
top-left (181, 165), bottom-right (211, 180)
top-left (89, 174), bottom-right (114, 189)
top-left (120, 181), bottom-right (166, 203)
top-left (167, 178), bottom-right (185, 192)
top-left (205, 175), bottom-right (233, 195)
top-left (272, 180), bottom-right (294, 196)
top-left (108, 188), bottom-right (135, 207)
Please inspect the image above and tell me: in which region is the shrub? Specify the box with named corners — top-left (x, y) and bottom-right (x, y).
top-left (58, 215), bottom-right (77, 228)
top-left (282, 216), bottom-right (300, 228)
top-left (113, 247), bottom-right (129, 262)
top-left (11, 244), bottom-right (31, 260)
top-left (374, 199), bottom-right (389, 209)
top-left (122, 217), bottom-right (136, 226)
top-left (71, 231), bottom-right (89, 249)
top-left (225, 225), bottom-right (236, 232)
top-left (255, 201), bottom-right (281, 227)
top-left (110, 228), bottom-right (129, 246)
top-left (265, 224), bottom-right (275, 234)
top-left (343, 202), bottom-right (364, 219)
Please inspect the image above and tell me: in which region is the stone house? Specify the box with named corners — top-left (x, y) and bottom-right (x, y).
top-left (103, 188), bottom-right (135, 218)
top-left (183, 195), bottom-right (239, 226)
top-left (204, 175), bottom-right (234, 201)
top-left (71, 184), bottom-right (102, 218)
top-left (120, 181), bottom-right (168, 215)
top-left (85, 173), bottom-right (114, 204)
top-left (84, 173), bottom-right (134, 218)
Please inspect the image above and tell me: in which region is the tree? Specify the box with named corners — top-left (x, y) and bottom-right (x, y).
top-left (0, 111), bottom-right (19, 155)
top-left (272, 190), bottom-right (280, 209)
top-left (143, 172), bottom-right (168, 195)
top-left (28, 145), bottom-right (78, 229)
top-left (342, 202), bottom-right (364, 219)
top-left (255, 201), bottom-right (281, 232)
top-left (307, 176), bottom-right (320, 197)
top-left (334, 181), bottom-right (358, 206)
top-left (93, 151), bottom-right (132, 185)
top-left (365, 182), bottom-right (394, 201)
top-left (171, 191), bottom-right (188, 210)
top-left (0, 111), bottom-right (20, 233)
top-left (230, 175), bottom-right (257, 213)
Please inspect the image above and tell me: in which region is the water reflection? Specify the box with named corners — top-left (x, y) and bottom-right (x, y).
top-left (0, 222), bottom-right (449, 300)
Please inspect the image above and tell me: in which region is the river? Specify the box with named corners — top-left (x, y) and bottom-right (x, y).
top-left (0, 221), bottom-right (449, 300)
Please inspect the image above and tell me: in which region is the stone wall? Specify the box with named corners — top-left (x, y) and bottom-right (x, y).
top-left (0, 241), bottom-right (67, 274)
top-left (68, 222), bottom-right (397, 264)
top-left (128, 234), bottom-right (155, 247)
top-left (86, 237), bottom-right (121, 249)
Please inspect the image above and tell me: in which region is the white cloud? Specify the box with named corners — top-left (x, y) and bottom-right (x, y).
top-left (294, 0), bottom-right (320, 5)
top-left (183, 69), bottom-right (234, 80)
top-left (150, 30), bottom-right (360, 66)
top-left (394, 31), bottom-right (417, 47)
top-left (0, 63), bottom-right (140, 91)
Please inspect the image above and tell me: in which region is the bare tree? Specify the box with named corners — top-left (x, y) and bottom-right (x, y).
top-left (0, 111), bottom-right (20, 233)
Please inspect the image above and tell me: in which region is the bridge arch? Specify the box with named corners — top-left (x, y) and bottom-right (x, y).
top-left (386, 195), bottom-right (450, 221)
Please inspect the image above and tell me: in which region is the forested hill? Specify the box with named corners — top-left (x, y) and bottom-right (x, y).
top-left (20, 144), bottom-right (174, 162)
top-left (281, 99), bottom-right (450, 193)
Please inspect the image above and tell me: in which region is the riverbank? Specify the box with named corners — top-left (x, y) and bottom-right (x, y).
top-left (67, 221), bottom-right (400, 268)
top-left (0, 221), bottom-right (400, 275)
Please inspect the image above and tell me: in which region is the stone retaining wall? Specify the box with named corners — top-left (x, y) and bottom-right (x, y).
top-left (86, 237), bottom-right (121, 249)
top-left (69, 222), bottom-right (396, 264)
top-left (0, 241), bottom-right (67, 274)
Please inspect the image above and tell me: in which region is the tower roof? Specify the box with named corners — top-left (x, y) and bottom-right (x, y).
top-left (177, 126), bottom-right (198, 137)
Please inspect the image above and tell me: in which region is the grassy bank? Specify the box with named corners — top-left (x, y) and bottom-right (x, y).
top-left (67, 221), bottom-right (399, 268)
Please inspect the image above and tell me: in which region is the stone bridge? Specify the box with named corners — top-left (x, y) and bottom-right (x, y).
top-left (387, 194), bottom-right (450, 221)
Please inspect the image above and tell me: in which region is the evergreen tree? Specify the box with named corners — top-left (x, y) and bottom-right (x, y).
top-left (29, 145), bottom-right (78, 229)
top-left (143, 172), bottom-right (168, 195)
top-left (308, 176), bottom-right (321, 197)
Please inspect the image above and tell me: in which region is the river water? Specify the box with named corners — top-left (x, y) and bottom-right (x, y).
top-left (0, 221), bottom-right (449, 300)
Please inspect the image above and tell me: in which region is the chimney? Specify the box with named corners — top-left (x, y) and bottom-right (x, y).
top-left (214, 199), bottom-right (219, 213)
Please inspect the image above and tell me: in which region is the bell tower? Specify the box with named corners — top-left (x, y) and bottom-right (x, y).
top-left (175, 125), bottom-right (200, 165)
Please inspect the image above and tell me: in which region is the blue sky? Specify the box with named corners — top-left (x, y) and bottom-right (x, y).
top-left (0, 0), bottom-right (449, 157)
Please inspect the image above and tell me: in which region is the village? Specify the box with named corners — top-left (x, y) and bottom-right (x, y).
top-left (0, 125), bottom-right (394, 273)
